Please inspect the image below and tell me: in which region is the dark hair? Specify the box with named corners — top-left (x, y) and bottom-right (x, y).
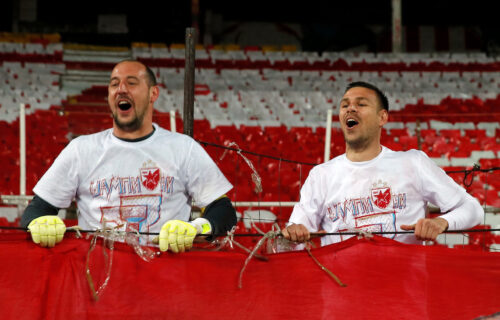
top-left (345, 81), bottom-right (389, 111)
top-left (115, 60), bottom-right (157, 87)
top-left (143, 63), bottom-right (157, 87)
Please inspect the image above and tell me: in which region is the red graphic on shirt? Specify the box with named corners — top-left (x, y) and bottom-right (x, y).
top-left (140, 168), bottom-right (160, 190)
top-left (371, 187), bottom-right (392, 209)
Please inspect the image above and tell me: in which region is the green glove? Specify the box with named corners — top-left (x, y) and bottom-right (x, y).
top-left (28, 215), bottom-right (66, 248)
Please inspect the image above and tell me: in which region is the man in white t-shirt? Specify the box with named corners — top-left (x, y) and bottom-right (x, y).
top-left (21, 60), bottom-right (236, 253)
top-left (282, 81), bottom-right (483, 245)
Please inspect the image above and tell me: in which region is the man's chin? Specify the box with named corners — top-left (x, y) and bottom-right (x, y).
top-left (345, 137), bottom-right (370, 151)
top-left (113, 116), bottom-right (141, 132)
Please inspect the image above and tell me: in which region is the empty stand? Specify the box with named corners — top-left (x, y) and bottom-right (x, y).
top-left (1, 39), bottom-right (498, 250)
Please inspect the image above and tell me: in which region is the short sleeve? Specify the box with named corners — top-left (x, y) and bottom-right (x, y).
top-left (184, 140), bottom-right (233, 208)
top-left (33, 140), bottom-right (80, 208)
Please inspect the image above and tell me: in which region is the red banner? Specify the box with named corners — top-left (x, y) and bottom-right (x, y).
top-left (0, 232), bottom-right (499, 320)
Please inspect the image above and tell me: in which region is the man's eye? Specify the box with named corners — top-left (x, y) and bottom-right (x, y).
top-left (341, 104), bottom-right (348, 108)
top-left (128, 81), bottom-right (138, 86)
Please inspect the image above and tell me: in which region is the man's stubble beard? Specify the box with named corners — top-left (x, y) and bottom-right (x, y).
top-left (343, 126), bottom-right (379, 152)
top-left (344, 134), bottom-right (371, 151)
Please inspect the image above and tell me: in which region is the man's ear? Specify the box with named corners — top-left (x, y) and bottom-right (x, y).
top-left (379, 109), bottom-right (388, 127)
top-left (150, 85), bottom-right (159, 103)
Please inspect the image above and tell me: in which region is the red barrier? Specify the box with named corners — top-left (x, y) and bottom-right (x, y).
top-left (1, 232), bottom-right (499, 320)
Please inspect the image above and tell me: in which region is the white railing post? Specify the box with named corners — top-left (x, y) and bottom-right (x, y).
top-left (324, 109), bottom-right (332, 162)
top-left (170, 110), bottom-right (176, 132)
top-left (20, 103), bottom-right (26, 196)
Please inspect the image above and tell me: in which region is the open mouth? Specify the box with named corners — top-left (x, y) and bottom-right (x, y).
top-left (346, 118), bottom-right (359, 128)
top-left (118, 100), bottom-right (132, 111)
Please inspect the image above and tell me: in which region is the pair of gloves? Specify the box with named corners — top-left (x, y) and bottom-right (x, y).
top-left (27, 215), bottom-right (211, 253)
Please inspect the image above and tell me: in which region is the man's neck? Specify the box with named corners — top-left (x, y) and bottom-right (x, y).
top-left (113, 125), bottom-right (155, 141)
top-left (345, 142), bottom-right (382, 162)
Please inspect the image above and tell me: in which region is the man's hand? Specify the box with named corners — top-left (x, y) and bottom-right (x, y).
top-left (281, 224), bottom-right (311, 242)
top-left (158, 218), bottom-right (212, 253)
top-left (401, 217), bottom-right (449, 241)
top-left (27, 215), bottom-right (66, 247)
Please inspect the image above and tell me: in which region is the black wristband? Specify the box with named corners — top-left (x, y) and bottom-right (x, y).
top-left (20, 195), bottom-right (60, 228)
top-left (202, 197), bottom-right (237, 238)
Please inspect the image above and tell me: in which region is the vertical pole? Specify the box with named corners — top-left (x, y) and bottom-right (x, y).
top-left (19, 103), bottom-right (26, 196)
top-left (392, 0), bottom-right (403, 53)
top-left (191, 0), bottom-right (200, 40)
top-left (324, 109), bottom-right (332, 162)
top-left (170, 110), bottom-right (176, 133)
top-left (416, 118), bottom-right (422, 150)
top-left (183, 28), bottom-right (196, 137)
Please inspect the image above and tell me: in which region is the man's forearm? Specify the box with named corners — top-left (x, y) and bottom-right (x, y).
top-left (440, 197), bottom-right (483, 230)
top-left (202, 197), bottom-right (237, 236)
top-left (21, 195), bottom-right (60, 228)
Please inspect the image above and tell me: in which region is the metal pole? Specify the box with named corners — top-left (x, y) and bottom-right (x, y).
top-left (324, 109), bottom-right (332, 162)
top-left (19, 103), bottom-right (26, 196)
top-left (392, 0), bottom-right (402, 53)
top-left (183, 28), bottom-right (196, 137)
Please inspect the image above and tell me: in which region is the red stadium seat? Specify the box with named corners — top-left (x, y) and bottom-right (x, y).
top-left (439, 129), bottom-right (461, 139)
top-left (389, 128), bottom-right (410, 137)
top-left (464, 129), bottom-right (487, 139)
top-left (432, 136), bottom-right (455, 156)
top-left (399, 135), bottom-right (418, 150)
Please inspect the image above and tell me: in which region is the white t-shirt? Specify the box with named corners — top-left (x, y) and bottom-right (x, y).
top-left (33, 124), bottom-right (233, 233)
top-left (289, 147), bottom-right (482, 245)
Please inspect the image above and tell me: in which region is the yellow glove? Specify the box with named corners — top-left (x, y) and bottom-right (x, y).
top-left (28, 215), bottom-right (66, 248)
top-left (159, 218), bottom-right (212, 253)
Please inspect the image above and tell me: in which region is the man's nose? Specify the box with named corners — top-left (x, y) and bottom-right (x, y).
top-left (117, 82), bottom-right (128, 93)
top-left (346, 104), bottom-right (357, 112)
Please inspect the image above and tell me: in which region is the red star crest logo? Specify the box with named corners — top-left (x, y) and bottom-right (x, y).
top-left (371, 186), bottom-right (392, 209)
top-left (140, 168), bottom-right (160, 191)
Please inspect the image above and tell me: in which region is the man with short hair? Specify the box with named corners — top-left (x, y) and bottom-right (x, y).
top-left (282, 81), bottom-right (483, 245)
top-left (22, 60), bottom-right (237, 253)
